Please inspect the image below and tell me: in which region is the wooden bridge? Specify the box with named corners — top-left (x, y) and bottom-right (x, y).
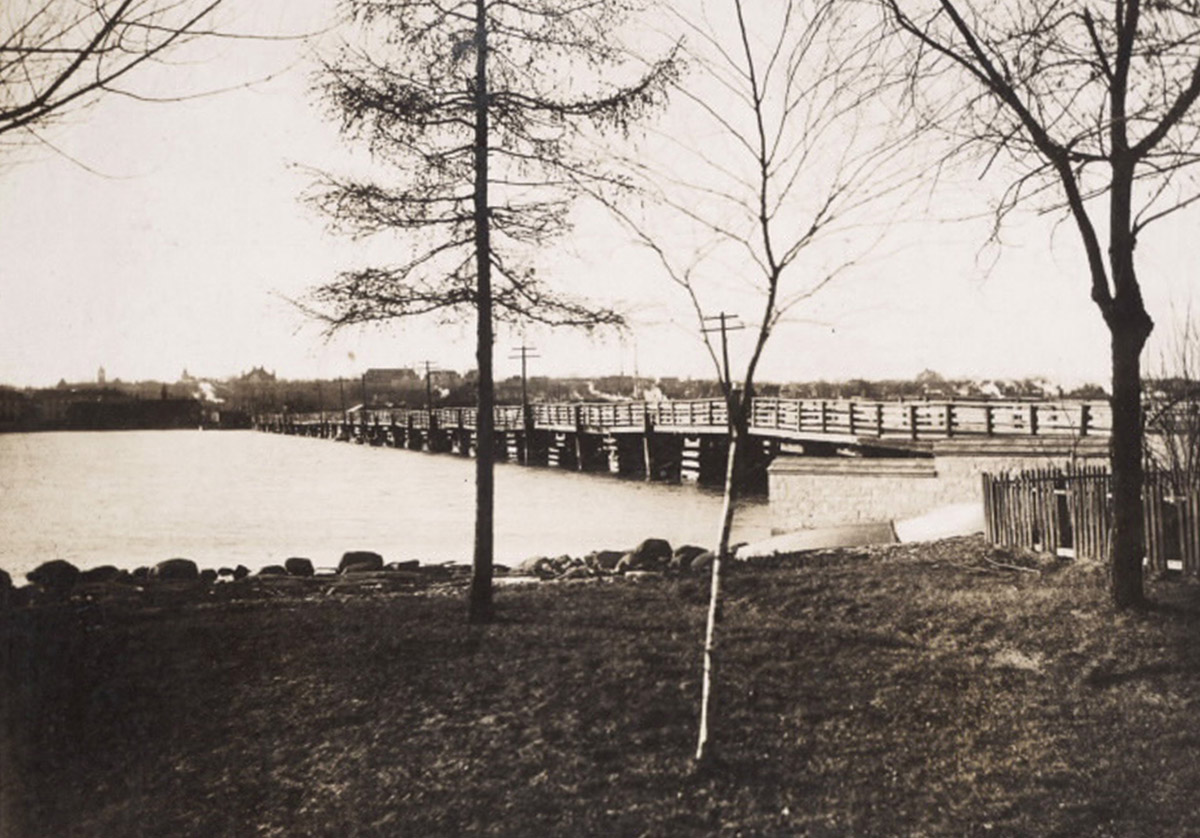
top-left (257, 397), bottom-right (1113, 489)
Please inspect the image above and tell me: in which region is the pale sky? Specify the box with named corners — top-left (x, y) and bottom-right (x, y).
top-left (1, 1), bottom-right (1195, 391)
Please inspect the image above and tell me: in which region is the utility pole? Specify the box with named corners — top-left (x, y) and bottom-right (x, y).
top-left (632, 338), bottom-right (641, 399)
top-left (702, 312), bottom-right (745, 394)
top-left (420, 360), bottom-right (444, 411)
top-left (506, 344), bottom-right (539, 468)
top-left (508, 344), bottom-right (540, 408)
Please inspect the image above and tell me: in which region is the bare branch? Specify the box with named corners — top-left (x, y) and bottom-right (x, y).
top-left (0, 0), bottom-right (311, 139)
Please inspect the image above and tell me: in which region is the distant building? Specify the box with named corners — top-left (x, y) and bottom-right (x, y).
top-left (978, 381), bottom-right (1004, 399)
top-left (31, 389), bottom-right (74, 424)
top-left (0, 388), bottom-right (30, 427)
top-left (97, 366), bottom-right (106, 385)
top-left (363, 368), bottom-right (420, 389)
top-left (241, 366), bottom-right (276, 385)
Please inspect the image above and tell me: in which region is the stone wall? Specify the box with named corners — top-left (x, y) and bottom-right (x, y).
top-left (768, 438), bottom-right (1108, 532)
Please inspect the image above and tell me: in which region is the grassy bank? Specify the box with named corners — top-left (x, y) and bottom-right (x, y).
top-left (4, 537), bottom-right (1200, 837)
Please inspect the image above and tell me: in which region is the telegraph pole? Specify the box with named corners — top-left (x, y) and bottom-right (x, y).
top-left (702, 312), bottom-right (744, 392)
top-left (420, 360), bottom-right (444, 411)
top-left (509, 344), bottom-right (539, 468)
top-left (632, 338), bottom-right (641, 399)
top-left (508, 344), bottom-right (540, 408)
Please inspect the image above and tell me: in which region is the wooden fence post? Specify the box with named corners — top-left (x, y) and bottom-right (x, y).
top-left (1144, 474), bottom-right (1164, 577)
top-left (1188, 490), bottom-right (1200, 578)
top-left (982, 473), bottom-right (995, 542)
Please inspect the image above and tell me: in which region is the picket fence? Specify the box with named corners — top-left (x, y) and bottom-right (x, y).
top-left (981, 467), bottom-right (1200, 577)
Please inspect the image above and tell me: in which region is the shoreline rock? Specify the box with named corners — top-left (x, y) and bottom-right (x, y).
top-left (0, 534), bottom-right (728, 611)
top-left (285, 557), bottom-right (315, 577)
top-left (27, 560), bottom-right (81, 599)
top-left (152, 558), bottom-right (200, 582)
top-left (339, 551), bottom-right (384, 574)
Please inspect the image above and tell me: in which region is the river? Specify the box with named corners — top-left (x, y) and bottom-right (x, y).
top-left (0, 430), bottom-right (774, 578)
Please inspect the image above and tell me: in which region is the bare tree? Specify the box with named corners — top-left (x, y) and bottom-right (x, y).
top-left (882, 0), bottom-right (1200, 608)
top-left (1, 0), bottom-right (238, 142)
top-left (606, 0), bottom-right (919, 767)
top-left (300, 0), bottom-right (677, 623)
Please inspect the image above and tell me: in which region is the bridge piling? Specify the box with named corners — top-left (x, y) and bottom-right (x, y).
top-left (608, 435), bottom-right (645, 477)
top-left (576, 434), bottom-right (607, 473)
top-left (525, 429), bottom-right (549, 467)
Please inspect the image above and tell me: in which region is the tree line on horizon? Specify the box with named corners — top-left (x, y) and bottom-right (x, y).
top-left (0, 369), bottom-right (1112, 416)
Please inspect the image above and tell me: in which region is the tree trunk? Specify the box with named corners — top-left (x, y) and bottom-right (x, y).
top-left (1110, 322), bottom-right (1146, 608)
top-left (468, 0), bottom-right (494, 625)
top-left (695, 400), bottom-right (746, 767)
top-left (1103, 152), bottom-right (1152, 609)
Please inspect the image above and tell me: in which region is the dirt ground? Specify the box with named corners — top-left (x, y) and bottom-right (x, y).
top-left (4, 536), bottom-right (1200, 837)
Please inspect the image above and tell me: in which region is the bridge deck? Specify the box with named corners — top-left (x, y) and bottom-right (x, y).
top-left (271, 397), bottom-right (1112, 445)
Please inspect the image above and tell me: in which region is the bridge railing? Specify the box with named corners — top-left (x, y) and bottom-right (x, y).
top-left (496, 405), bottom-right (525, 430)
top-left (446, 406), bottom-right (525, 431)
top-left (366, 409), bottom-right (402, 426)
top-left (533, 403), bottom-right (578, 429)
top-left (751, 397), bottom-right (1113, 439)
top-left (579, 401), bottom-right (646, 430)
top-left (650, 398), bottom-right (729, 429)
top-left (284, 411), bottom-right (324, 425)
top-left (264, 397), bottom-right (1115, 440)
top-left (530, 401), bottom-right (648, 431)
top-left (435, 407), bottom-right (467, 429)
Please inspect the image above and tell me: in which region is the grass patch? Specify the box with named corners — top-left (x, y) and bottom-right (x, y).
top-left (5, 536), bottom-right (1200, 836)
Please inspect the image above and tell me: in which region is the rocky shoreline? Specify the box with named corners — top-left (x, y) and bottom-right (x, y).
top-left (0, 537), bottom-right (722, 611)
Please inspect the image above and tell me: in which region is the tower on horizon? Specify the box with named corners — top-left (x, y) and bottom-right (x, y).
top-left (97, 366), bottom-right (106, 385)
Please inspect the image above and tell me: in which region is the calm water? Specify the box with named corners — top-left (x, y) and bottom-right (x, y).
top-left (0, 430), bottom-right (773, 578)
